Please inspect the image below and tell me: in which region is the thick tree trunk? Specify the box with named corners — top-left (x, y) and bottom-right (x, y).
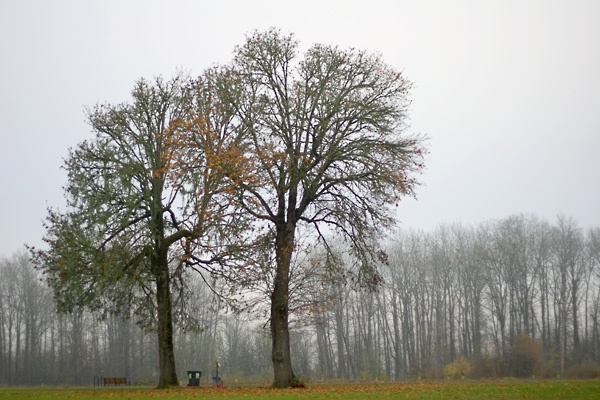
top-left (271, 222), bottom-right (297, 388)
top-left (155, 250), bottom-right (179, 388)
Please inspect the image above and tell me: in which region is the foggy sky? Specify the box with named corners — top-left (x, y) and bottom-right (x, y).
top-left (1, 0), bottom-right (599, 256)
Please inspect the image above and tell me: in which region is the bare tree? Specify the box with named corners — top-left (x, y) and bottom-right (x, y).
top-left (553, 215), bottom-right (585, 373)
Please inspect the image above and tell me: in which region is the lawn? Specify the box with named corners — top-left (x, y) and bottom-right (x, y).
top-left (0, 380), bottom-right (599, 400)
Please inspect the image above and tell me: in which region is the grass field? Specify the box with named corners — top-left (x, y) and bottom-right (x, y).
top-left (1, 380), bottom-right (599, 400)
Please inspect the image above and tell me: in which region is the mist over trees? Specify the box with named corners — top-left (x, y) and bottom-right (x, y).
top-left (7, 30), bottom-right (600, 388)
top-left (3, 214), bottom-right (600, 385)
top-left (27, 29), bottom-right (425, 388)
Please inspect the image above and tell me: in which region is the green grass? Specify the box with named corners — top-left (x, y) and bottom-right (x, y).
top-left (0, 380), bottom-right (599, 400)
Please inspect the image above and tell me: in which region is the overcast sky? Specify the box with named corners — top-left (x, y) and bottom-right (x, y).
top-left (1, 0), bottom-right (599, 256)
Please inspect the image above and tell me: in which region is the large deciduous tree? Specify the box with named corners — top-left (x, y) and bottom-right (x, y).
top-left (30, 75), bottom-right (237, 388)
top-left (212, 29), bottom-right (427, 387)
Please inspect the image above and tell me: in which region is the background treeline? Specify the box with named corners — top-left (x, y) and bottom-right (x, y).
top-left (1, 213), bottom-right (600, 385)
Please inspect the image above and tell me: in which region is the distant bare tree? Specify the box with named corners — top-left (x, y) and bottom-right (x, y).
top-left (0, 251), bottom-right (54, 385)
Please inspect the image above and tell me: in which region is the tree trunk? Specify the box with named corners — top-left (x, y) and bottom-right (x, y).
top-left (271, 222), bottom-right (296, 388)
top-left (334, 289), bottom-right (347, 379)
top-left (155, 250), bottom-right (179, 388)
top-left (560, 261), bottom-right (567, 378)
top-left (391, 288), bottom-right (402, 379)
top-left (572, 278), bottom-right (581, 362)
